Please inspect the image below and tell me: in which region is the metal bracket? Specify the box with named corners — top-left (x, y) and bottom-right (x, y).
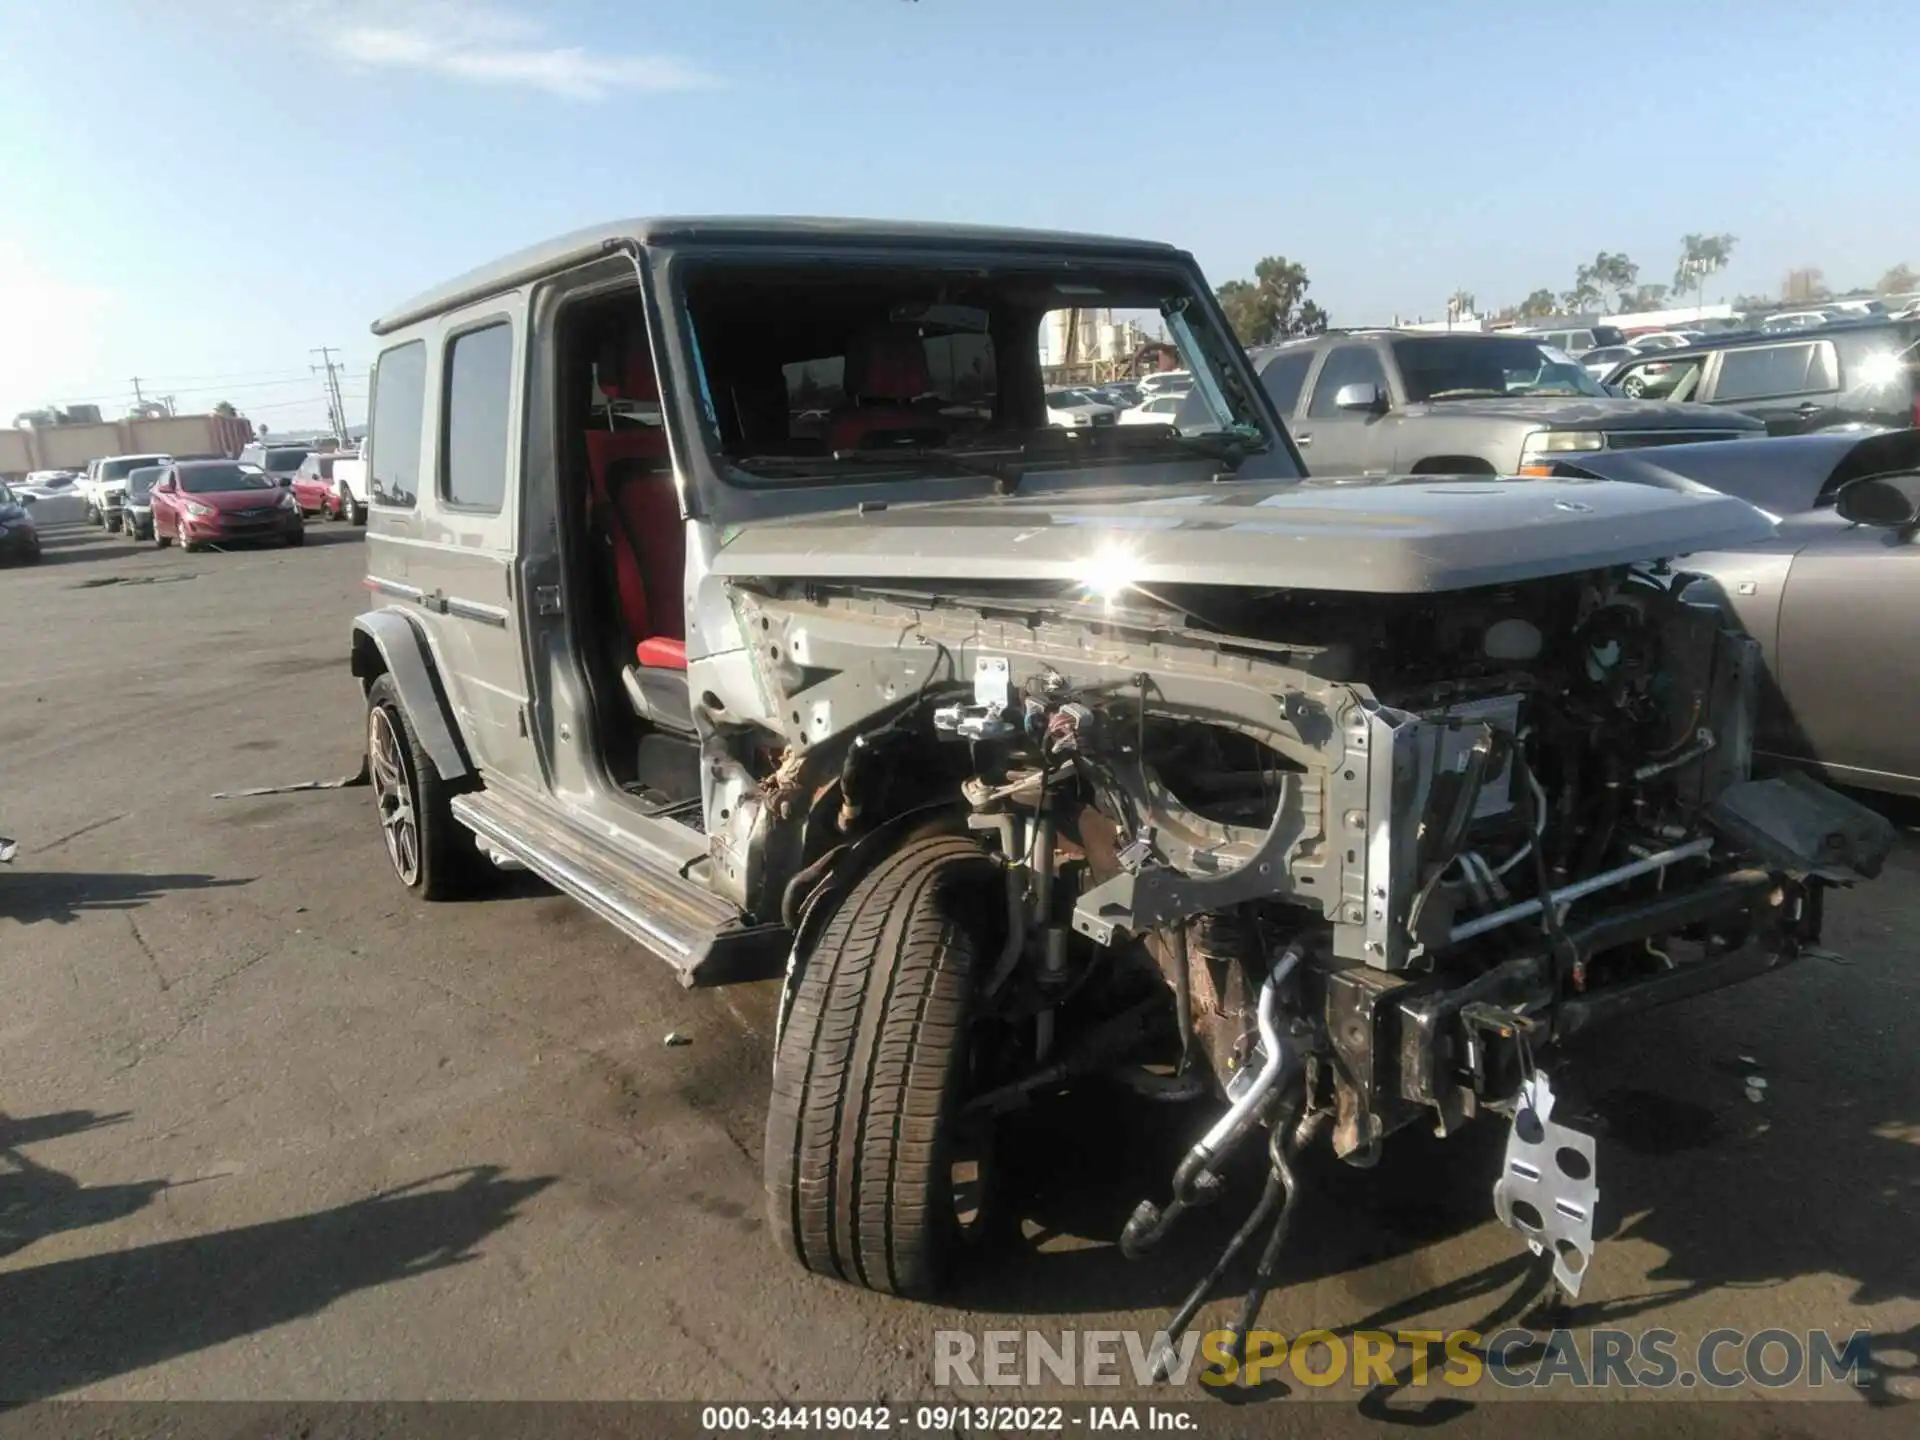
top-left (1491, 1070), bottom-right (1598, 1298)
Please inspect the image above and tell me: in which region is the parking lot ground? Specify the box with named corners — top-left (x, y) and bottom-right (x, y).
top-left (2, 518), bottom-right (1918, 1426)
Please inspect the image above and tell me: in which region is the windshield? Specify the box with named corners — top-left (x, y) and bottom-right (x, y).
top-left (180, 464), bottom-right (273, 494)
top-left (265, 447), bottom-right (310, 471)
top-left (128, 466), bottom-right (165, 497)
top-left (1392, 336), bottom-right (1610, 401)
top-left (676, 260), bottom-right (1290, 488)
top-left (102, 455), bottom-right (167, 481)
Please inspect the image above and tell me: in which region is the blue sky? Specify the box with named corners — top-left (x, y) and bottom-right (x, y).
top-left (2, 0), bottom-right (1915, 431)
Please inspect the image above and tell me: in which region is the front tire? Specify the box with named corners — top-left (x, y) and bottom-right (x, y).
top-left (365, 673), bottom-right (485, 900)
top-left (764, 833), bottom-right (1001, 1298)
top-left (284, 529), bottom-right (305, 547)
top-left (340, 486), bottom-right (365, 526)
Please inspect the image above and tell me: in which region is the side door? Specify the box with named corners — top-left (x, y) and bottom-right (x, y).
top-left (1770, 511), bottom-right (1920, 788)
top-left (150, 467), bottom-right (180, 538)
top-left (365, 308), bottom-right (540, 784)
top-left (1293, 343), bottom-right (1393, 475)
top-left (425, 303), bottom-right (541, 782)
top-left (1700, 340), bottom-right (1838, 433)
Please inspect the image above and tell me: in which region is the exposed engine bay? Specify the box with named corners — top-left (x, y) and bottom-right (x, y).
top-left (708, 559), bottom-right (1892, 1361)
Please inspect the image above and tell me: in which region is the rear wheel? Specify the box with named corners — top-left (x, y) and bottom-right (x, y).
top-left (284, 529), bottom-right (305, 547)
top-left (365, 673), bottom-right (486, 900)
top-left (340, 485), bottom-right (365, 526)
top-left (764, 833), bottom-right (1003, 1298)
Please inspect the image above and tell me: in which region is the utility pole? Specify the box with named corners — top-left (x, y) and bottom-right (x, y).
top-left (311, 346), bottom-right (349, 442)
top-left (130, 376), bottom-right (146, 408)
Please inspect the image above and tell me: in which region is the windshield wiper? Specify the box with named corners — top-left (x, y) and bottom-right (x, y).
top-left (1424, 388), bottom-right (1512, 400)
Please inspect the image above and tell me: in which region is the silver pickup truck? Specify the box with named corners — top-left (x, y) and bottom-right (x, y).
top-left (1186, 328), bottom-right (1764, 478)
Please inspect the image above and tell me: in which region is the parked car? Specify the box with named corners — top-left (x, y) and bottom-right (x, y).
top-left (81, 453), bottom-right (170, 529)
top-left (1119, 393), bottom-right (1188, 427)
top-left (0, 483), bottom-right (40, 564)
top-left (1601, 320), bottom-right (1919, 434)
top-left (1760, 310), bottom-right (1831, 333)
top-left (1511, 323), bottom-right (1626, 355)
top-left (148, 460), bottom-right (304, 550)
top-left (348, 216), bottom-right (1886, 1328)
top-left (1100, 381), bottom-right (1144, 409)
top-left (1043, 388), bottom-right (1117, 427)
top-left (1187, 328), bottom-right (1763, 477)
top-left (1624, 332), bottom-right (1693, 351)
top-left (21, 469), bottom-right (77, 492)
top-left (1551, 428), bottom-right (1920, 796)
top-left (1137, 368), bottom-right (1191, 396)
top-left (329, 454), bottom-right (368, 525)
top-left (121, 465), bottom-right (165, 540)
top-left (235, 441), bottom-right (314, 492)
top-left (1580, 344), bottom-right (1639, 379)
top-left (291, 450), bottom-right (360, 518)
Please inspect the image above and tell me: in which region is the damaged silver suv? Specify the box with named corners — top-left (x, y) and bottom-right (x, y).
top-left (350, 217), bottom-right (1890, 1352)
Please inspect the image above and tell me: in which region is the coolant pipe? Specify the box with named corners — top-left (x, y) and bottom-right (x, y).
top-left (1634, 728), bottom-right (1715, 782)
top-left (1121, 949), bottom-right (1303, 1260)
top-left (1173, 946), bottom-right (1302, 1200)
top-left (1448, 836), bottom-right (1715, 945)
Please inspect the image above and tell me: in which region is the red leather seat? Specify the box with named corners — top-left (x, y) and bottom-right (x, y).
top-left (827, 328), bottom-right (946, 450)
top-left (587, 336), bottom-right (687, 671)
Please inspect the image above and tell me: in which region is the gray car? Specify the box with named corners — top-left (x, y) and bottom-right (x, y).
top-left (1554, 428), bottom-right (1920, 797)
top-left (347, 217), bottom-right (1886, 1333)
top-left (1182, 329), bottom-right (1763, 477)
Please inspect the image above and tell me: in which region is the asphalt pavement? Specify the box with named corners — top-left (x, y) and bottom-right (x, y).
top-left (2, 516), bottom-right (1916, 1428)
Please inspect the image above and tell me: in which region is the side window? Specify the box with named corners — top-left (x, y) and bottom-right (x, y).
top-left (440, 321), bottom-right (514, 512)
top-left (1306, 346), bottom-right (1390, 418)
top-left (1258, 351), bottom-right (1314, 414)
top-left (368, 340), bottom-right (428, 508)
top-left (1712, 343), bottom-right (1822, 402)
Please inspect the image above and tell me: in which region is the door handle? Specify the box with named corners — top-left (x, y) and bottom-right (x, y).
top-left (1294, 432), bottom-right (1314, 446)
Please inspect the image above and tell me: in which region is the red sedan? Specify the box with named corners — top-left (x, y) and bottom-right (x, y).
top-left (150, 461), bottom-right (305, 550)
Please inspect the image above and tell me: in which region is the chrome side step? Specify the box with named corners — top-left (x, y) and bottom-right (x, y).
top-left (450, 788), bottom-right (788, 987)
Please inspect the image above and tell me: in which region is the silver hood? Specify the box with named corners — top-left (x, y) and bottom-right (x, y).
top-left (710, 475), bottom-right (1779, 594)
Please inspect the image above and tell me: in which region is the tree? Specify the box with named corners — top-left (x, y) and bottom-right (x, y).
top-left (1878, 263), bottom-right (1917, 296)
top-left (1562, 252), bottom-right (1637, 314)
top-left (1781, 267), bottom-right (1829, 304)
top-left (1517, 288), bottom-right (1557, 319)
top-left (1673, 233), bottom-right (1737, 304)
top-left (210, 399), bottom-right (238, 417)
top-left (1618, 283), bottom-right (1669, 313)
top-left (1214, 256), bottom-right (1327, 345)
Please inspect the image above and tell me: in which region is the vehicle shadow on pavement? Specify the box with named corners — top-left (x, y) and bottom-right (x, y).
top-left (0, 1164), bottom-right (555, 1406)
top-left (1, 1110), bottom-right (169, 1263)
top-left (956, 1084), bottom-right (1517, 1318)
top-left (13, 528), bottom-right (157, 568)
top-left (0, 869), bottom-right (251, 924)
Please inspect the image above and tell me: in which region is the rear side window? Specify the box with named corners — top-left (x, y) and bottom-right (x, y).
top-left (368, 340), bottom-right (428, 508)
top-left (440, 322), bottom-right (514, 511)
top-left (1258, 351), bottom-right (1314, 413)
top-left (1712, 343), bottom-right (1829, 402)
